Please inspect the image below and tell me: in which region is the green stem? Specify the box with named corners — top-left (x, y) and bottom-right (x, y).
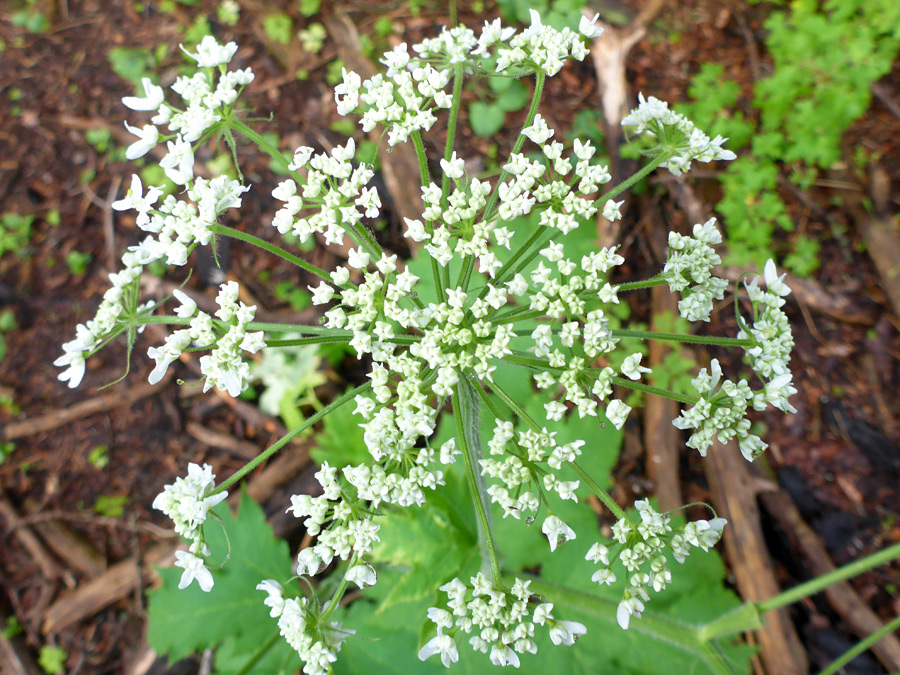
top-left (233, 630), bottom-right (280, 675)
top-left (600, 153), bottom-right (671, 203)
top-left (209, 224), bottom-right (331, 281)
top-left (214, 383), bottom-right (371, 494)
top-left (480, 71), bottom-right (546, 224)
top-left (818, 613), bottom-right (900, 675)
top-left (488, 225), bottom-right (546, 289)
top-left (320, 554), bottom-right (358, 622)
top-left (569, 461), bottom-right (626, 520)
top-left (618, 277), bottom-right (668, 292)
top-left (229, 118), bottom-right (294, 175)
top-left (441, 64), bottom-right (464, 206)
top-left (411, 130), bottom-right (446, 304)
top-left (757, 541), bottom-right (900, 614)
top-left (609, 376), bottom-right (698, 406)
top-left (611, 329), bottom-right (754, 348)
top-left (453, 381), bottom-right (502, 587)
top-left (267, 335), bottom-right (420, 348)
top-left (266, 336), bottom-right (352, 348)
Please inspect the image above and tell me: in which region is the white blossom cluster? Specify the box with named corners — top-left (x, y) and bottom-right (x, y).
top-left (152, 463), bottom-right (228, 592)
top-left (621, 93), bottom-right (737, 175)
top-left (738, 259), bottom-right (794, 379)
top-left (419, 575), bottom-right (586, 668)
top-left (271, 139), bottom-right (380, 242)
top-left (256, 580), bottom-right (354, 675)
top-left (671, 261), bottom-right (797, 461)
top-left (54, 12), bottom-right (793, 671)
top-left (147, 282), bottom-right (264, 397)
top-left (662, 218), bottom-right (729, 322)
top-left (585, 500), bottom-right (726, 629)
top-left (55, 37), bottom-right (251, 390)
top-left (480, 420), bottom-right (582, 524)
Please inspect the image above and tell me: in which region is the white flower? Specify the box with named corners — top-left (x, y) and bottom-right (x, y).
top-left (549, 620), bottom-right (586, 646)
top-left (172, 289), bottom-right (198, 318)
top-left (579, 13), bottom-right (603, 38)
top-left (606, 399), bottom-right (631, 430)
top-left (616, 593), bottom-right (644, 630)
top-left (160, 135), bottom-right (195, 185)
top-left (174, 550), bottom-right (214, 592)
top-left (112, 174), bottom-right (162, 227)
top-left (541, 515), bottom-right (576, 552)
top-left (602, 199), bottom-right (624, 222)
top-left (53, 349), bottom-right (86, 389)
top-left (346, 563), bottom-right (377, 588)
top-left (122, 77), bottom-right (165, 111)
top-left (256, 579), bottom-right (285, 617)
top-left (418, 633), bottom-right (459, 668)
top-left (123, 122), bottom-right (159, 160)
top-left (523, 114), bottom-right (554, 145)
top-left (440, 152), bottom-right (465, 180)
top-left (489, 644), bottom-right (520, 668)
top-left (621, 353), bottom-right (651, 381)
top-left (181, 35), bottom-right (238, 68)
top-left (309, 281), bottom-right (335, 305)
top-left (763, 259), bottom-right (791, 298)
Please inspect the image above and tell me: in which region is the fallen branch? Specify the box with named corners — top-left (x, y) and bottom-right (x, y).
top-left (2, 373), bottom-right (173, 441)
top-left (324, 14), bottom-right (424, 239)
top-left (0, 490), bottom-right (61, 581)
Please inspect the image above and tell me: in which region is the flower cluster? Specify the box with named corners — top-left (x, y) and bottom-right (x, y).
top-left (152, 463), bottom-right (228, 592)
top-left (420, 575), bottom-right (586, 668)
top-left (55, 12), bottom-right (795, 673)
top-left (739, 260), bottom-right (794, 380)
top-left (55, 41), bottom-right (251, 390)
top-left (585, 500), bottom-right (726, 629)
top-left (662, 218), bottom-right (729, 322)
top-left (147, 282), bottom-right (264, 397)
top-left (622, 93), bottom-right (737, 175)
top-left (271, 138), bottom-right (379, 243)
top-left (256, 580), bottom-right (354, 675)
top-left (480, 420), bottom-right (583, 524)
top-left (671, 259), bottom-right (797, 461)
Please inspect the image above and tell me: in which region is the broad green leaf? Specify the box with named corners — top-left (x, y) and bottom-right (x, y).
top-left (309, 394), bottom-right (369, 468)
top-left (147, 492), bottom-right (299, 671)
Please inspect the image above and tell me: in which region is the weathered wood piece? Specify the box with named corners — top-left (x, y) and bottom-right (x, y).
top-left (704, 439), bottom-right (809, 674)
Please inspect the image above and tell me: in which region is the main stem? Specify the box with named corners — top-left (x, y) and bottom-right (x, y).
top-left (453, 382), bottom-right (502, 587)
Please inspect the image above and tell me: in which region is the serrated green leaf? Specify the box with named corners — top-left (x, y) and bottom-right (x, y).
top-left (147, 492), bottom-right (298, 664)
top-left (368, 500), bottom-right (475, 611)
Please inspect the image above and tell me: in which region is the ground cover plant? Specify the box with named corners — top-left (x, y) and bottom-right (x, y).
top-left (2, 2), bottom-right (900, 674)
top-left (48, 8), bottom-right (900, 675)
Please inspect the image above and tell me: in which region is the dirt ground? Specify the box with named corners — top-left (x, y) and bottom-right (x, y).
top-left (1, 1), bottom-right (898, 673)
